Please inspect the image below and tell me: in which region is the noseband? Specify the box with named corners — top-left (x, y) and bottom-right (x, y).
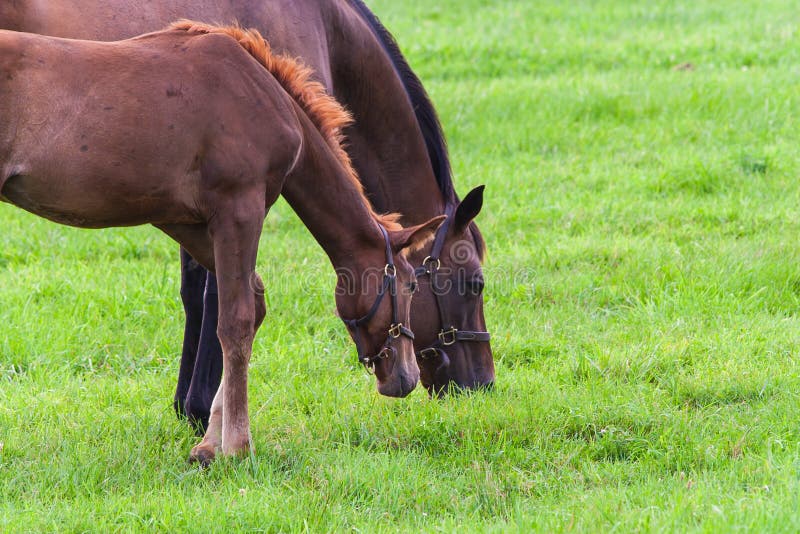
top-left (342, 225), bottom-right (414, 373)
top-left (414, 209), bottom-right (491, 369)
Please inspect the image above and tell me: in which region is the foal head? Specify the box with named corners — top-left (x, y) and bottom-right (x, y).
top-left (337, 217), bottom-right (444, 398)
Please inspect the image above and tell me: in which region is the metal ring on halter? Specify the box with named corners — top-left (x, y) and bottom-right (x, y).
top-left (361, 345), bottom-right (393, 372)
top-left (384, 263), bottom-right (396, 277)
top-left (421, 256), bottom-right (441, 274)
top-left (361, 357), bottom-right (376, 374)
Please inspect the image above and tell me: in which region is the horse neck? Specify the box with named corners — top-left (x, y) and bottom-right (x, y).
top-left (325, 6), bottom-right (447, 224)
top-left (281, 114), bottom-right (385, 270)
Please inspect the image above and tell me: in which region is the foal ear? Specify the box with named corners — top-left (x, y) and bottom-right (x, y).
top-left (389, 215), bottom-right (447, 254)
top-left (454, 185), bottom-right (485, 231)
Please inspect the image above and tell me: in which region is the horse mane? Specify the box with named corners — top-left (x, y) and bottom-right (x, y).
top-left (168, 20), bottom-right (401, 231)
top-left (343, 1), bottom-right (486, 259)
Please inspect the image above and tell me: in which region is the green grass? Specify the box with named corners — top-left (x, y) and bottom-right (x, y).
top-left (3, 0), bottom-right (800, 531)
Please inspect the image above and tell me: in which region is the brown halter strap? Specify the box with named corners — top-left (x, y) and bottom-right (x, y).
top-left (414, 208), bottom-right (491, 369)
top-left (342, 224), bottom-right (414, 373)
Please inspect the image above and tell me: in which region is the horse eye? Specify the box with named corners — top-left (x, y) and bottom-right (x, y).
top-left (465, 277), bottom-right (484, 296)
top-left (407, 281), bottom-right (418, 293)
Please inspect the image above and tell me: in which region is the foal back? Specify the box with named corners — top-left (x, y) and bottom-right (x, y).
top-left (0, 29), bottom-right (300, 228)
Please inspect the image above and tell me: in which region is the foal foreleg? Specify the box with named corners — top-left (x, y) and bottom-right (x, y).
top-left (198, 203), bottom-right (265, 459)
top-left (188, 373), bottom-right (224, 465)
top-left (188, 272), bottom-right (266, 464)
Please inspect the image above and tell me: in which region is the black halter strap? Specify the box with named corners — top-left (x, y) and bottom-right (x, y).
top-left (342, 225), bottom-right (414, 372)
top-left (414, 208), bottom-right (491, 367)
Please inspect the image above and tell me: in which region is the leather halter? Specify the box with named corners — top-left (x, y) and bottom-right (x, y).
top-left (342, 225), bottom-right (415, 373)
top-left (414, 208), bottom-right (491, 369)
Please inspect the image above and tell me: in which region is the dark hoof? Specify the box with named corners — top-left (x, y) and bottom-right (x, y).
top-left (189, 445), bottom-right (216, 467)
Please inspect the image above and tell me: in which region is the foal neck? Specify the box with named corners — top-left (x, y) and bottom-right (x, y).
top-left (281, 112), bottom-right (389, 270)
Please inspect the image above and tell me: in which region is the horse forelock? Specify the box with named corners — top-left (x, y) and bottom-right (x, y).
top-left (167, 20), bottom-right (401, 232)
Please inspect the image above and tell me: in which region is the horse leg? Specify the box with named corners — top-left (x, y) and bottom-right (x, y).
top-left (175, 248), bottom-right (207, 420)
top-left (183, 271), bottom-right (223, 434)
top-left (188, 200), bottom-right (265, 462)
top-left (188, 371), bottom-right (225, 466)
top-left (156, 223), bottom-right (223, 430)
top-left (185, 274), bottom-right (264, 463)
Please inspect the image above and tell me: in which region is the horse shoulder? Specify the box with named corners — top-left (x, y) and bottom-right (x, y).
top-left (179, 33), bottom-right (304, 192)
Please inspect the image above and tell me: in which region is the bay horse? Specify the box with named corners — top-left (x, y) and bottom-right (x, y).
top-left (0, 0), bottom-right (494, 428)
top-left (0, 21), bottom-right (443, 462)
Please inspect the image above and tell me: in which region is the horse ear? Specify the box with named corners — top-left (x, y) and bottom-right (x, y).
top-left (454, 185), bottom-right (485, 231)
top-left (389, 215), bottom-right (447, 254)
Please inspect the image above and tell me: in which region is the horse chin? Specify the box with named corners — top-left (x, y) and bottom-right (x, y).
top-left (419, 345), bottom-right (496, 397)
top-left (424, 378), bottom-right (495, 398)
top-left (376, 374), bottom-right (418, 397)
top-left (374, 355), bottom-right (420, 398)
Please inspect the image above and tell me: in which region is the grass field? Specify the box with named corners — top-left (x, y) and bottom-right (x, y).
top-left (3, 0), bottom-right (800, 531)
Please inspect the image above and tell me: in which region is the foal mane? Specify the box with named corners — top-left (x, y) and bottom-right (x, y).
top-left (168, 20), bottom-right (401, 231)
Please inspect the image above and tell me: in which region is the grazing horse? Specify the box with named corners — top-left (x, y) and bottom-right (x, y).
top-left (0, 0), bottom-right (494, 428)
top-left (0, 22), bottom-right (443, 462)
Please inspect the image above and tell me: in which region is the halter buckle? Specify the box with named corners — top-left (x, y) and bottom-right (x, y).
top-left (418, 347), bottom-right (440, 360)
top-left (439, 327), bottom-right (458, 346)
top-left (388, 323), bottom-right (404, 339)
top-left (421, 256), bottom-right (441, 274)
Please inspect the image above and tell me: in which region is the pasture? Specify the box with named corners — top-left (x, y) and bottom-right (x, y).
top-left (2, 0), bottom-right (800, 530)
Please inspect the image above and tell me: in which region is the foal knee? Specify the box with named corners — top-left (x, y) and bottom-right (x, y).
top-left (217, 313), bottom-right (255, 365)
